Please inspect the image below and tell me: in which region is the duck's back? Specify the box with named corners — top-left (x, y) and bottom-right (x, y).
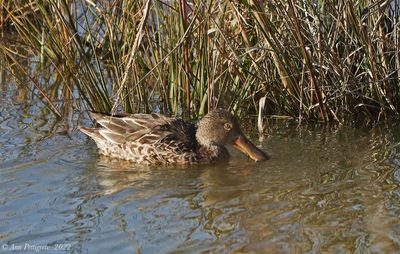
top-left (80, 112), bottom-right (199, 164)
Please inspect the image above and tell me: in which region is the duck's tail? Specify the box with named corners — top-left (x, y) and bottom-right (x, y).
top-left (79, 126), bottom-right (103, 141)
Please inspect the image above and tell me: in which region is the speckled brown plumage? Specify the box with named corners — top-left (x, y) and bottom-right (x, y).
top-left (79, 109), bottom-right (269, 165)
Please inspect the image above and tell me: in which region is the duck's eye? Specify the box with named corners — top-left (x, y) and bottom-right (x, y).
top-left (224, 122), bottom-right (232, 131)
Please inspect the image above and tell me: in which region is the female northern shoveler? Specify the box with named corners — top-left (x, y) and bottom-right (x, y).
top-left (79, 109), bottom-right (270, 164)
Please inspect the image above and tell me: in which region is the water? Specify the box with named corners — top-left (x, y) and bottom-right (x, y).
top-left (1, 90), bottom-right (400, 253)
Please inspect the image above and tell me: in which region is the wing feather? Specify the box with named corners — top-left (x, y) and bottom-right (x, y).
top-left (86, 112), bottom-right (195, 146)
top-left (98, 129), bottom-right (125, 144)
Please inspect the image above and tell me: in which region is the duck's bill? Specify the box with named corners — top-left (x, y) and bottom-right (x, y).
top-left (233, 135), bottom-right (270, 161)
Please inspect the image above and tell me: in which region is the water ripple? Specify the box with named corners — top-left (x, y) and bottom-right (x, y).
top-left (1, 97), bottom-right (400, 253)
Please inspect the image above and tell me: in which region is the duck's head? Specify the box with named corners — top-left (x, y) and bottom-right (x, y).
top-left (196, 109), bottom-right (270, 161)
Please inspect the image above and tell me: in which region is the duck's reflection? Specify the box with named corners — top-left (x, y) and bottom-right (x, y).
top-left (91, 154), bottom-right (255, 242)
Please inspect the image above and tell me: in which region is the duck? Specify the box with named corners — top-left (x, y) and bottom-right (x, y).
top-left (79, 109), bottom-right (270, 165)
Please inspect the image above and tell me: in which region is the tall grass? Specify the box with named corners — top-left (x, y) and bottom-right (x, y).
top-left (1, 0), bottom-right (400, 123)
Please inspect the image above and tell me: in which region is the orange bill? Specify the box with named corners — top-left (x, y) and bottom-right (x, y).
top-left (233, 135), bottom-right (270, 161)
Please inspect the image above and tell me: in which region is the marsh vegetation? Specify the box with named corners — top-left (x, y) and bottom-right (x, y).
top-left (1, 0), bottom-right (400, 123)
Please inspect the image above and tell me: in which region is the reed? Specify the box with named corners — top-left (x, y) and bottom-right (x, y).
top-left (1, 0), bottom-right (400, 123)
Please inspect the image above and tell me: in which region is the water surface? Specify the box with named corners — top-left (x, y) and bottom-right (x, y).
top-left (1, 92), bottom-right (400, 253)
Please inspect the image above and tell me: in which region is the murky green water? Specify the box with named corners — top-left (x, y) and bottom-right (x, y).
top-left (1, 90), bottom-right (400, 253)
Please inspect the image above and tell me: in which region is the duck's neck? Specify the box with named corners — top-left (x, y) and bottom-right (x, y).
top-left (197, 144), bottom-right (230, 162)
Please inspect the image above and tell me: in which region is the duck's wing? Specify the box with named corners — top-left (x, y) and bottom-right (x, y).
top-left (79, 112), bottom-right (197, 150)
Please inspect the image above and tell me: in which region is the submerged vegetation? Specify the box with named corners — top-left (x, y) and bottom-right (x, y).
top-left (1, 0), bottom-right (400, 123)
